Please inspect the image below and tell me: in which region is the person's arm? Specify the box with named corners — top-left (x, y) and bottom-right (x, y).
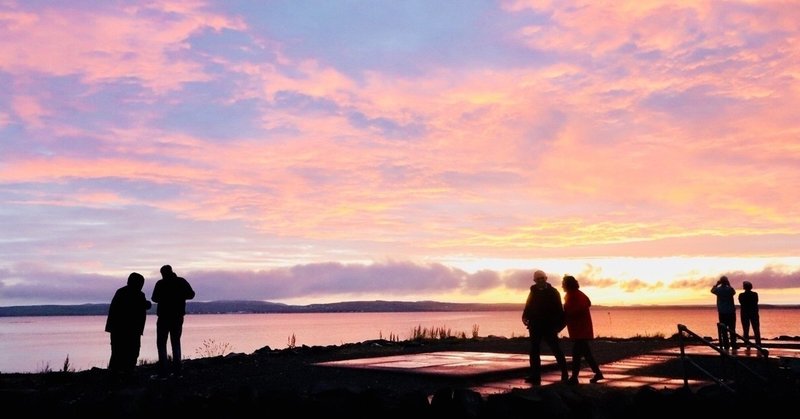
top-left (552, 288), bottom-right (566, 331)
top-left (580, 293), bottom-right (592, 318)
top-left (522, 292), bottom-right (533, 326)
top-left (105, 291), bottom-right (120, 333)
top-left (151, 282), bottom-right (161, 303)
top-left (562, 294), bottom-right (572, 315)
top-left (183, 279), bottom-right (195, 300)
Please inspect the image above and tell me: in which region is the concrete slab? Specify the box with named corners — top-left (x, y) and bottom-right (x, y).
top-left (316, 351), bottom-right (534, 377)
top-left (316, 343), bottom-right (798, 397)
top-left (468, 351), bottom-right (711, 395)
top-left (316, 349), bottom-right (706, 395)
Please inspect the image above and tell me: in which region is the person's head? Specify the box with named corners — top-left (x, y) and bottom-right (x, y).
top-left (718, 276), bottom-right (730, 286)
top-left (533, 270), bottom-right (548, 285)
top-left (127, 272), bottom-right (145, 290)
top-left (160, 264), bottom-right (175, 279)
top-left (743, 281), bottom-right (753, 291)
top-left (562, 275), bottom-right (579, 291)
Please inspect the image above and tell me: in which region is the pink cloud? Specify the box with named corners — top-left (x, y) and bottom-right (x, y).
top-left (11, 95), bottom-right (48, 128)
top-left (0, 2), bottom-right (244, 93)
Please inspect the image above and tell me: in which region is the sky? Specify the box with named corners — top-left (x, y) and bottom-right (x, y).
top-left (1, 0), bottom-right (799, 308)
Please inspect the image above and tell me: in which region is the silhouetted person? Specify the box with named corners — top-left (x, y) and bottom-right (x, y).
top-left (738, 280), bottom-right (761, 349)
top-left (152, 264), bottom-right (195, 378)
top-left (561, 275), bottom-right (603, 384)
top-left (711, 275), bottom-right (737, 350)
top-left (521, 269), bottom-right (568, 385)
top-left (105, 272), bottom-right (151, 379)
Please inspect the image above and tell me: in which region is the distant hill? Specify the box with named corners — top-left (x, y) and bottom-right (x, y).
top-left (0, 300), bottom-right (524, 316)
top-left (1, 300), bottom-right (797, 317)
top-left (0, 303), bottom-right (111, 317)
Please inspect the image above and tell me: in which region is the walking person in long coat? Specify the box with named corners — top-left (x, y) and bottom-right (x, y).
top-left (562, 275), bottom-right (603, 384)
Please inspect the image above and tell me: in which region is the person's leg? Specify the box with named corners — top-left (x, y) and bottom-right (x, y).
top-left (723, 313), bottom-right (737, 349)
top-left (741, 314), bottom-right (752, 348)
top-left (170, 316), bottom-right (184, 375)
top-left (582, 342), bottom-right (600, 373)
top-left (156, 317), bottom-right (169, 377)
top-left (544, 332), bottom-right (568, 381)
top-left (583, 341), bottom-right (603, 382)
top-left (131, 334), bottom-right (142, 373)
top-left (528, 330), bottom-right (543, 384)
top-left (119, 334), bottom-right (135, 374)
top-left (718, 313), bottom-right (731, 349)
top-left (570, 340), bottom-right (586, 383)
top-left (751, 314), bottom-right (762, 347)
top-left (108, 333), bottom-right (121, 372)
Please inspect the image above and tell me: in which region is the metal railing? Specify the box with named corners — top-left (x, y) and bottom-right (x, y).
top-left (676, 323), bottom-right (770, 392)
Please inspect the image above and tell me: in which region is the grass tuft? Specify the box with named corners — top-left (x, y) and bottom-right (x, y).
top-left (195, 338), bottom-right (234, 358)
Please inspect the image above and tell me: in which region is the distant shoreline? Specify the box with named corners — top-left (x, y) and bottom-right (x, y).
top-left (2, 300), bottom-right (799, 317)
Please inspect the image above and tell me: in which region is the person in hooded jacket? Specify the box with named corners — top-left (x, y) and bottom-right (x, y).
top-left (521, 269), bottom-right (569, 385)
top-left (105, 272), bottom-right (151, 379)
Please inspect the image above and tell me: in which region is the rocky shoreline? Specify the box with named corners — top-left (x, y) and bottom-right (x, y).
top-left (2, 336), bottom-right (799, 418)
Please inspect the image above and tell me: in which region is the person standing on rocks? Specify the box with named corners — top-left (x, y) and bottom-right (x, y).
top-left (152, 264), bottom-right (195, 379)
top-left (711, 275), bottom-right (737, 350)
top-left (738, 280), bottom-right (761, 350)
top-left (105, 272), bottom-right (152, 380)
top-left (521, 269), bottom-right (569, 385)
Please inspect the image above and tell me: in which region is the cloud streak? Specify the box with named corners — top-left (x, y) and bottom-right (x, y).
top-left (1, 261), bottom-right (797, 307)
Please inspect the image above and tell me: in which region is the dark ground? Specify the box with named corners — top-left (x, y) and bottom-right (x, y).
top-left (1, 336), bottom-right (798, 418)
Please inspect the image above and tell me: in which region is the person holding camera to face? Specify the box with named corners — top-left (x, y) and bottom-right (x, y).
top-left (711, 275), bottom-right (737, 351)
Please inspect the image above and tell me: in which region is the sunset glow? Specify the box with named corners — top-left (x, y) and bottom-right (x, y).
top-left (1, 1), bottom-right (799, 307)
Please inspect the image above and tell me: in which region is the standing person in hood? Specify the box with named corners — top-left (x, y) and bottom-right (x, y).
top-left (151, 264), bottom-right (195, 379)
top-left (105, 272), bottom-right (152, 381)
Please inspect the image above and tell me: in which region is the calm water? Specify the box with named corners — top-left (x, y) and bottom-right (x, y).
top-left (1, 307), bottom-right (798, 374)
